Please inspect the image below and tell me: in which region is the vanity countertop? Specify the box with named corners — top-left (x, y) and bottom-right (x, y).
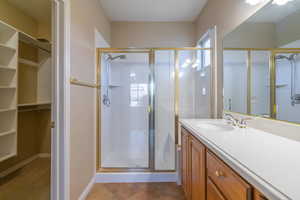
top-left (180, 119), bottom-right (300, 200)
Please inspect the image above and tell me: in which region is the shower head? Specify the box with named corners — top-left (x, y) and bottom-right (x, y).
top-left (275, 55), bottom-right (290, 60)
top-left (106, 54), bottom-right (126, 61)
top-left (275, 54), bottom-right (299, 61)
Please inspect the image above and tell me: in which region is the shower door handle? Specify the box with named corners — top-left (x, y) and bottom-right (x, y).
top-left (147, 105), bottom-right (152, 113)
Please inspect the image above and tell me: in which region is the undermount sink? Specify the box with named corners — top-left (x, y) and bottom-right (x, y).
top-left (196, 122), bottom-right (234, 132)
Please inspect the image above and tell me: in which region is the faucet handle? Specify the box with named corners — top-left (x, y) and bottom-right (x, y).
top-left (239, 117), bottom-right (252, 128)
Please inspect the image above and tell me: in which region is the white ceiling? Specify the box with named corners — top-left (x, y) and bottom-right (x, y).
top-left (99, 0), bottom-right (208, 22)
top-left (7, 0), bottom-right (51, 25)
top-left (248, 1), bottom-right (300, 23)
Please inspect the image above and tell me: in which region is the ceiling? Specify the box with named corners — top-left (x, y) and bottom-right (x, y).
top-left (99, 0), bottom-right (208, 21)
top-left (248, 1), bottom-right (300, 23)
top-left (6, 0), bottom-right (51, 25)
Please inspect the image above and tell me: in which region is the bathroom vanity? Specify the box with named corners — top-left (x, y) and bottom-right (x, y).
top-left (180, 119), bottom-right (300, 200)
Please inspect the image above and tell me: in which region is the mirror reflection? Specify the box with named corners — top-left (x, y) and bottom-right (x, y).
top-left (223, 1), bottom-right (300, 124)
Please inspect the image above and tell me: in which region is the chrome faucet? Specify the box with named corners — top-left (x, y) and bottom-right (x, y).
top-left (238, 117), bottom-right (252, 129)
top-left (223, 113), bottom-right (239, 127)
top-left (223, 113), bottom-right (252, 128)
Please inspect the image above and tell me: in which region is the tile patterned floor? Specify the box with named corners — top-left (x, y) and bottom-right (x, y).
top-left (86, 182), bottom-right (186, 200)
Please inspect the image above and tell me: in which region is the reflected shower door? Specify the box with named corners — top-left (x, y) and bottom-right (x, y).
top-left (101, 52), bottom-right (150, 168)
top-left (275, 53), bottom-right (300, 123)
top-left (251, 51), bottom-right (270, 117)
top-left (223, 50), bottom-right (248, 113)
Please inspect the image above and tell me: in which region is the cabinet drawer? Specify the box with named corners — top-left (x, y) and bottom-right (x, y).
top-left (207, 151), bottom-right (252, 200)
top-left (207, 177), bottom-right (226, 200)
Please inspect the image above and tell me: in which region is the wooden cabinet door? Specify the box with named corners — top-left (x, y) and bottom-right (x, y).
top-left (254, 189), bottom-right (269, 200)
top-left (190, 136), bottom-right (206, 200)
top-left (181, 128), bottom-right (190, 199)
top-left (207, 178), bottom-right (227, 200)
top-left (207, 151), bottom-right (252, 200)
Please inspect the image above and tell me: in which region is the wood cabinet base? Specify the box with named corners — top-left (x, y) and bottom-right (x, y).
top-left (181, 127), bottom-right (269, 200)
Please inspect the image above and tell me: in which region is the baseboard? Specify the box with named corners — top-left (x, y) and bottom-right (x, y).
top-left (78, 176), bottom-right (95, 200)
top-left (95, 172), bottom-right (178, 183)
top-left (0, 155), bottom-right (39, 178)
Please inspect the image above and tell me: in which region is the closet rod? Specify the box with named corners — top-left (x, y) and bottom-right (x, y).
top-left (70, 77), bottom-right (99, 88)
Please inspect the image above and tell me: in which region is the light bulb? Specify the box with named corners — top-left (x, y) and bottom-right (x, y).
top-left (272, 0), bottom-right (293, 5)
top-left (245, 0), bottom-right (264, 5)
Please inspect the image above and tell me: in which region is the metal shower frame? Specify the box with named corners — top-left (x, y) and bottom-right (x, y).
top-left (96, 47), bottom-right (212, 172)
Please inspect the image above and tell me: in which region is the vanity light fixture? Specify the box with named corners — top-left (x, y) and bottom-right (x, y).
top-left (245, 0), bottom-right (264, 5)
top-left (246, 0), bottom-right (293, 5)
top-left (272, 0), bottom-right (293, 5)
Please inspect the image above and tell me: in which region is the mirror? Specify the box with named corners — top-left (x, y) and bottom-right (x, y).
top-left (223, 0), bottom-right (300, 124)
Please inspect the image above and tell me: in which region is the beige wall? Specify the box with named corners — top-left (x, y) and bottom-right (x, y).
top-left (0, 1), bottom-right (51, 41)
top-left (195, 0), bottom-right (271, 39)
top-left (0, 0), bottom-right (38, 37)
top-left (195, 0), bottom-right (271, 117)
top-left (276, 11), bottom-right (300, 47)
top-left (111, 21), bottom-right (196, 47)
top-left (223, 12), bottom-right (300, 49)
top-left (69, 0), bottom-right (110, 199)
top-left (37, 23), bottom-right (51, 42)
top-left (223, 22), bottom-right (276, 48)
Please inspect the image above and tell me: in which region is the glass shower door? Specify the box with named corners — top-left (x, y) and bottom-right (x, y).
top-left (101, 52), bottom-right (151, 168)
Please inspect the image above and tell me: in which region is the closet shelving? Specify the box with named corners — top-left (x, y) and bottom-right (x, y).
top-left (0, 65), bottom-right (16, 71)
top-left (18, 102), bottom-right (51, 107)
top-left (18, 58), bottom-right (39, 68)
top-left (0, 108), bottom-right (17, 113)
top-left (0, 20), bottom-right (52, 163)
top-left (0, 21), bottom-right (18, 162)
top-left (18, 32), bottom-right (52, 111)
top-left (0, 130), bottom-right (16, 137)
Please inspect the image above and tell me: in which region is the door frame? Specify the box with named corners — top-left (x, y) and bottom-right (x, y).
top-left (52, 0), bottom-right (70, 200)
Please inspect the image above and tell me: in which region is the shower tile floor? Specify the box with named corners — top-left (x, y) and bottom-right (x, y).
top-left (86, 182), bottom-right (186, 200)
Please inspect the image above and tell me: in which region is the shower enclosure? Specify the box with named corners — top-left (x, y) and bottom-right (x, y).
top-left (223, 48), bottom-right (300, 123)
top-left (274, 52), bottom-right (300, 123)
top-left (97, 48), bottom-right (212, 172)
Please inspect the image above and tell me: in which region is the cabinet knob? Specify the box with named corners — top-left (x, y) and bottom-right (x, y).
top-left (215, 170), bottom-right (225, 177)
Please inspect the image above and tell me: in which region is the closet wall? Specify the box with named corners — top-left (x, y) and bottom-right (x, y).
top-left (0, 1), bottom-right (51, 174)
